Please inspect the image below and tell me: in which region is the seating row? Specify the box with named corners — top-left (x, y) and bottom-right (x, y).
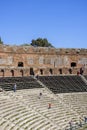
top-left (38, 75), bottom-right (87, 93)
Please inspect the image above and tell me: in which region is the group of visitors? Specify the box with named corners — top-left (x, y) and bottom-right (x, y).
top-left (68, 116), bottom-right (87, 130)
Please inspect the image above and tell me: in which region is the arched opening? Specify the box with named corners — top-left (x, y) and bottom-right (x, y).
top-left (1, 69), bottom-right (4, 77)
top-left (69, 68), bottom-right (72, 74)
top-left (40, 69), bottom-right (43, 75)
top-left (11, 70), bottom-right (14, 77)
top-left (20, 69), bottom-right (23, 76)
top-left (71, 62), bottom-right (76, 67)
top-left (49, 68), bottom-right (53, 75)
top-left (18, 62), bottom-right (24, 67)
top-left (30, 68), bottom-right (34, 76)
top-left (80, 67), bottom-right (84, 75)
top-left (59, 69), bottom-right (62, 74)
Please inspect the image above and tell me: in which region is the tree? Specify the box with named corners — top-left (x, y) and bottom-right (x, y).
top-left (0, 37), bottom-right (3, 44)
top-left (30, 38), bottom-right (54, 47)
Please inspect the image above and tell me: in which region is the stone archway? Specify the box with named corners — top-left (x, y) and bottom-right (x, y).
top-left (59, 68), bottom-right (62, 74)
top-left (49, 68), bottom-right (53, 75)
top-left (20, 69), bottom-right (24, 76)
top-left (1, 69), bottom-right (4, 77)
top-left (30, 68), bottom-right (34, 76)
top-left (40, 69), bottom-right (43, 75)
top-left (69, 68), bottom-right (72, 74)
top-left (11, 70), bottom-right (14, 76)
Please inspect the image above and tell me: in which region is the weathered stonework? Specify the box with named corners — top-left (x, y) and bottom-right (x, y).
top-left (0, 45), bottom-right (87, 77)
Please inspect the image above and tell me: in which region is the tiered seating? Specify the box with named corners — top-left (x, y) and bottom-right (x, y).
top-left (58, 92), bottom-right (87, 129)
top-left (38, 75), bottom-right (87, 94)
top-left (0, 88), bottom-right (87, 130)
top-left (15, 90), bottom-right (80, 129)
top-left (0, 75), bottom-right (87, 129)
top-left (0, 76), bottom-right (43, 91)
top-left (58, 92), bottom-right (87, 117)
top-left (0, 89), bottom-right (59, 130)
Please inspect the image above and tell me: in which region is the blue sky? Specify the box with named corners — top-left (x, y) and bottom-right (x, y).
top-left (0, 0), bottom-right (87, 48)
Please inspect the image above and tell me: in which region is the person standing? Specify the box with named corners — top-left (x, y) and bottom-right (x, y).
top-left (14, 83), bottom-right (17, 92)
top-left (48, 103), bottom-right (51, 109)
top-left (84, 117), bottom-right (87, 123)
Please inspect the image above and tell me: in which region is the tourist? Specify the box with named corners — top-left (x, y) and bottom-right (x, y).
top-left (14, 83), bottom-right (17, 92)
top-left (38, 92), bottom-right (42, 99)
top-left (69, 120), bottom-right (73, 130)
top-left (84, 117), bottom-right (87, 123)
top-left (40, 92), bottom-right (42, 96)
top-left (48, 103), bottom-right (51, 109)
top-left (79, 118), bottom-right (82, 127)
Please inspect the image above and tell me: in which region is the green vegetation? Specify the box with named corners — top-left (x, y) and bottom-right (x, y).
top-left (21, 38), bottom-right (54, 47)
top-left (30, 38), bottom-right (54, 47)
top-left (0, 37), bottom-right (54, 47)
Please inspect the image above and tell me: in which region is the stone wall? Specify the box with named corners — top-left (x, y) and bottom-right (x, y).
top-left (0, 45), bottom-right (87, 77)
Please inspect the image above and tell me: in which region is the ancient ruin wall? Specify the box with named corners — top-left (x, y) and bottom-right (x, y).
top-left (0, 45), bottom-right (87, 77)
